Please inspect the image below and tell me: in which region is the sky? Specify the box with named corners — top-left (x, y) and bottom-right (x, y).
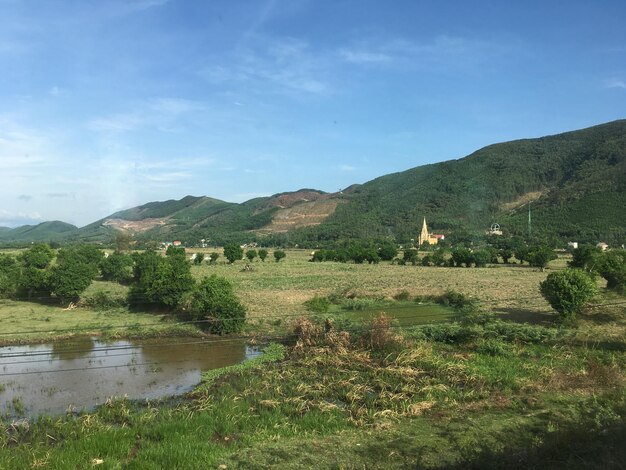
top-left (1, 0), bottom-right (625, 228)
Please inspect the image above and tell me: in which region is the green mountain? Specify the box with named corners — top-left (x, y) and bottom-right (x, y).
top-left (298, 119), bottom-right (626, 245)
top-left (2, 120), bottom-right (624, 246)
top-left (0, 221), bottom-right (78, 242)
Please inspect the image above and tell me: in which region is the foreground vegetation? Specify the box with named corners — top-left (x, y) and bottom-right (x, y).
top-left (0, 245), bottom-right (624, 467)
top-left (0, 300), bottom-right (624, 468)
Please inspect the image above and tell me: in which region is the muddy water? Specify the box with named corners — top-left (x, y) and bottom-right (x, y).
top-left (0, 337), bottom-right (259, 418)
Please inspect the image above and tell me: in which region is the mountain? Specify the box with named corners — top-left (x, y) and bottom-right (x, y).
top-left (0, 221), bottom-right (78, 242)
top-left (299, 119), bottom-right (626, 244)
top-left (2, 120), bottom-right (625, 246)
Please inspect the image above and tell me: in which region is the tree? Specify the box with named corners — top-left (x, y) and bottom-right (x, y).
top-left (50, 257), bottom-right (94, 304)
top-left (598, 250), bottom-right (626, 292)
top-left (0, 254), bottom-right (20, 298)
top-left (180, 275), bottom-right (246, 334)
top-left (100, 253), bottom-right (134, 283)
top-left (472, 250), bottom-right (491, 268)
top-left (166, 246), bottom-right (186, 257)
top-left (114, 232), bottom-right (133, 252)
top-left (246, 249), bottom-right (258, 262)
top-left (430, 249), bottom-right (446, 267)
top-left (128, 251), bottom-right (194, 308)
top-left (451, 247), bottom-right (473, 267)
top-left (569, 246), bottom-right (603, 272)
top-left (403, 249), bottom-right (419, 266)
top-left (258, 249), bottom-right (268, 262)
top-left (193, 253), bottom-right (205, 265)
top-left (56, 245), bottom-right (103, 279)
top-left (18, 266), bottom-right (52, 301)
top-left (274, 250), bottom-right (286, 262)
top-left (209, 252), bottom-right (220, 264)
top-left (223, 244), bottom-right (243, 264)
top-left (540, 269), bottom-right (597, 322)
top-left (377, 241), bottom-right (398, 261)
top-left (528, 246), bottom-right (557, 271)
top-left (21, 243), bottom-right (54, 269)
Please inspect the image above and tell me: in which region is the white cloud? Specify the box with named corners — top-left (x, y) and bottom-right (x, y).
top-left (0, 209), bottom-right (44, 227)
top-left (339, 164), bottom-right (355, 171)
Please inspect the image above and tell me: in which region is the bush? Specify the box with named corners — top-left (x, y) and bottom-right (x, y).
top-left (273, 250), bottom-right (286, 262)
top-left (304, 295), bottom-right (332, 313)
top-left (181, 275), bottom-right (246, 334)
top-left (223, 244), bottom-right (243, 264)
top-left (246, 249), bottom-right (257, 262)
top-left (82, 291), bottom-right (127, 310)
top-left (258, 249), bottom-right (268, 262)
top-left (403, 249), bottom-right (419, 265)
top-left (20, 243), bottom-right (54, 269)
top-left (540, 269), bottom-right (598, 322)
top-left (393, 290), bottom-right (411, 301)
top-left (193, 253), bottom-right (205, 265)
top-left (209, 252), bottom-right (220, 264)
top-left (598, 250), bottom-right (626, 292)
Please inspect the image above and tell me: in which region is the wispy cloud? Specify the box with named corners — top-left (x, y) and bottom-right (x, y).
top-left (200, 37), bottom-right (331, 95)
top-left (339, 49), bottom-right (393, 64)
top-left (0, 209), bottom-right (43, 227)
top-left (88, 98), bottom-right (204, 133)
top-left (339, 164), bottom-right (355, 171)
top-left (17, 194), bottom-right (32, 202)
top-left (604, 78), bottom-right (626, 89)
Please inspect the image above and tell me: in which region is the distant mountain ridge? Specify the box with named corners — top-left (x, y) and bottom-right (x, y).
top-left (2, 120), bottom-right (625, 245)
top-left (0, 221), bottom-right (78, 242)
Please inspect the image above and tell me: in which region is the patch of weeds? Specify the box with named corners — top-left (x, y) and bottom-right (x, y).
top-left (304, 296), bottom-right (331, 313)
top-left (393, 290), bottom-right (411, 301)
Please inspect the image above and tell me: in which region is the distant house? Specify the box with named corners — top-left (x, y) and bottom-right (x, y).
top-left (596, 242), bottom-right (609, 251)
top-left (173, 240), bottom-right (182, 247)
top-left (567, 242), bottom-right (579, 250)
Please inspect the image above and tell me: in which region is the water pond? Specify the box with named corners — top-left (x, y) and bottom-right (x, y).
top-left (0, 336), bottom-right (259, 418)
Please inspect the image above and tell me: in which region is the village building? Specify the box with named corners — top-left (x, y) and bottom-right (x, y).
top-left (596, 242), bottom-right (609, 251)
top-left (418, 218), bottom-right (444, 245)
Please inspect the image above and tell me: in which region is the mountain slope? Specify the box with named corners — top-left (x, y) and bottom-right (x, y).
top-left (291, 119), bottom-right (626, 244)
top-left (0, 221), bottom-right (78, 242)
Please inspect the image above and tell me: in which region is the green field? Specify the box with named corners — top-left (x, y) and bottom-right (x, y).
top-left (0, 250), bottom-right (624, 468)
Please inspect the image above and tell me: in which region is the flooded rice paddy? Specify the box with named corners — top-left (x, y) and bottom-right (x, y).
top-left (0, 336), bottom-right (259, 418)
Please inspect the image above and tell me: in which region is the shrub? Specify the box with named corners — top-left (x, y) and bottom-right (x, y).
top-left (360, 314), bottom-right (402, 352)
top-left (209, 252), bottom-right (220, 264)
top-left (181, 275), bottom-right (246, 334)
top-left (193, 253), bottom-right (205, 265)
top-left (393, 290), bottom-right (411, 301)
top-left (223, 244), bottom-right (243, 264)
top-left (540, 269), bottom-right (598, 322)
top-left (598, 250), bottom-right (626, 292)
top-left (258, 249), bottom-right (268, 262)
top-left (377, 241), bottom-right (398, 261)
top-left (246, 249), bottom-right (257, 262)
top-left (83, 291), bottom-right (127, 310)
top-left (273, 250), bottom-right (286, 262)
top-left (403, 249), bottom-right (419, 265)
top-left (528, 245), bottom-right (557, 271)
top-left (304, 295), bottom-right (331, 313)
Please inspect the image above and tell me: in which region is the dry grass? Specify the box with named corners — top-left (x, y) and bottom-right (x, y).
top-left (191, 249), bottom-right (555, 321)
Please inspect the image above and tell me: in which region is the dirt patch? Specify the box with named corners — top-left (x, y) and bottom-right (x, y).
top-left (501, 190), bottom-right (544, 212)
top-left (102, 218), bottom-right (168, 233)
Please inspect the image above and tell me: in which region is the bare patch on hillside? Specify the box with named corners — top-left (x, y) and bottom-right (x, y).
top-left (257, 199), bottom-right (342, 233)
top-left (254, 190), bottom-right (329, 213)
top-left (501, 190), bottom-right (544, 211)
top-left (102, 218), bottom-right (168, 233)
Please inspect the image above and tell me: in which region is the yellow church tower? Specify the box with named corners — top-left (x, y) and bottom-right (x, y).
top-left (419, 218), bottom-right (429, 245)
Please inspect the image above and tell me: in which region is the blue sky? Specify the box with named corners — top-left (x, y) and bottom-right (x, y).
top-left (1, 0), bottom-right (625, 227)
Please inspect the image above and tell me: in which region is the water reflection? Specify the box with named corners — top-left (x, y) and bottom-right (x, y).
top-left (0, 337), bottom-right (257, 418)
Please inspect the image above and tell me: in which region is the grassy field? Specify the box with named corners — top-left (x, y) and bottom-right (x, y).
top-left (0, 250), bottom-right (624, 468)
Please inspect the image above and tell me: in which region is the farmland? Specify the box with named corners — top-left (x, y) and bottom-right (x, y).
top-left (0, 250), bottom-right (624, 468)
